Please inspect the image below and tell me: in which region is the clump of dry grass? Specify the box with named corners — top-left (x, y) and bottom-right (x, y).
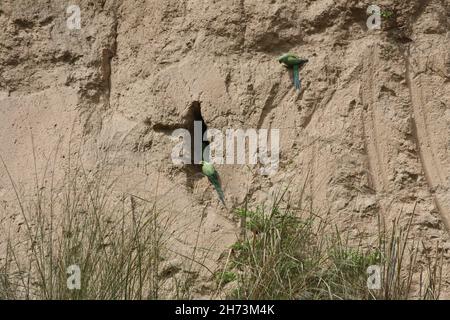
top-left (0, 140), bottom-right (185, 299)
top-left (0, 141), bottom-right (444, 300)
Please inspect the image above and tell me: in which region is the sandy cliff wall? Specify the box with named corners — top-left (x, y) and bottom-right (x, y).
top-left (0, 0), bottom-right (449, 297)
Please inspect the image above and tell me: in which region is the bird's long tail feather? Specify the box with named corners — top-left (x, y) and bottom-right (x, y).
top-left (293, 64), bottom-right (300, 90)
top-left (208, 176), bottom-right (226, 206)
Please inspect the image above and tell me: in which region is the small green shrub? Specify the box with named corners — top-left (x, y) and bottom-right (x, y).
top-left (226, 195), bottom-right (442, 300)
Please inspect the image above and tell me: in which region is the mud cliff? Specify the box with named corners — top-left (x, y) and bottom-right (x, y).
top-left (0, 0), bottom-right (449, 298)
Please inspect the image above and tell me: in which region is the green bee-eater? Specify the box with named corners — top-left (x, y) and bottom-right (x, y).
top-left (278, 53), bottom-right (308, 90)
top-left (201, 160), bottom-right (225, 206)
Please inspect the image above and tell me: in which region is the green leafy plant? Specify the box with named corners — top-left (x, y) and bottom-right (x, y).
top-left (380, 10), bottom-right (394, 19)
top-left (226, 193), bottom-right (442, 300)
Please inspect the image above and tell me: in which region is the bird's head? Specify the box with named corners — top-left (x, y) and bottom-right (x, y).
top-left (277, 54), bottom-right (288, 63)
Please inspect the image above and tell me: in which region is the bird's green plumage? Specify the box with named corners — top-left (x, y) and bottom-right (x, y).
top-left (201, 161), bottom-right (215, 176)
top-left (278, 53), bottom-right (308, 91)
top-left (201, 161), bottom-right (226, 206)
top-left (278, 53), bottom-right (301, 66)
top-left (278, 53), bottom-right (308, 67)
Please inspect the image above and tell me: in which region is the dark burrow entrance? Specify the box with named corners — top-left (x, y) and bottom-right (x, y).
top-left (184, 101), bottom-right (210, 188)
top-left (151, 101), bottom-right (210, 189)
